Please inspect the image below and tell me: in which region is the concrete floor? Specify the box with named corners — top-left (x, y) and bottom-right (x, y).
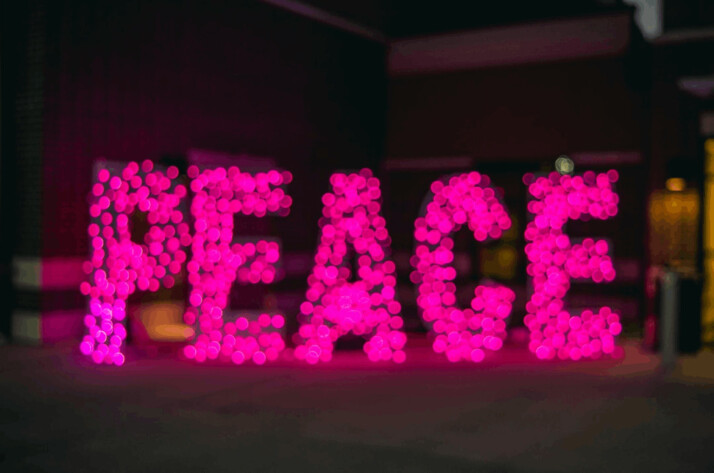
top-left (1, 340), bottom-right (713, 473)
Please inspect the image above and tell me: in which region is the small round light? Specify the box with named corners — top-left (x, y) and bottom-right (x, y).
top-left (665, 177), bottom-right (686, 192)
top-left (555, 155), bottom-right (575, 175)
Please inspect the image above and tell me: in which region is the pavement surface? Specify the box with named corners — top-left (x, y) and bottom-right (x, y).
top-left (1, 339), bottom-right (713, 472)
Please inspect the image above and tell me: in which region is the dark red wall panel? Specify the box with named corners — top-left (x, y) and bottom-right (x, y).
top-left (41, 0), bottom-right (387, 258)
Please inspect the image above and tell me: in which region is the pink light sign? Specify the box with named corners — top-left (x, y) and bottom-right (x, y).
top-left (183, 165), bottom-right (292, 364)
top-left (80, 161), bottom-right (190, 365)
top-left (411, 172), bottom-right (515, 362)
top-left (524, 171), bottom-right (621, 361)
top-left (80, 161), bottom-right (624, 366)
top-left (294, 170), bottom-right (406, 364)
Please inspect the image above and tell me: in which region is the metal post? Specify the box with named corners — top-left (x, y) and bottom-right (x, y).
top-left (660, 270), bottom-right (679, 372)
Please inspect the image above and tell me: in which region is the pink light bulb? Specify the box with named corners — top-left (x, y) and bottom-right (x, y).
top-left (411, 173), bottom-right (514, 362)
top-left (81, 163), bottom-right (189, 366)
top-left (524, 171), bottom-right (621, 361)
top-left (296, 170), bottom-right (405, 363)
top-left (183, 166), bottom-right (292, 365)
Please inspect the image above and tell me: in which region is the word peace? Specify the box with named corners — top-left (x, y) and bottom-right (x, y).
top-left (80, 161), bottom-right (620, 366)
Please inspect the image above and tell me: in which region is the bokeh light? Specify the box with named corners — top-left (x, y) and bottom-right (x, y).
top-left (183, 166), bottom-right (291, 364)
top-left (80, 161), bottom-right (190, 365)
top-left (411, 172), bottom-right (515, 362)
top-left (524, 171), bottom-right (621, 361)
top-left (294, 169), bottom-right (406, 364)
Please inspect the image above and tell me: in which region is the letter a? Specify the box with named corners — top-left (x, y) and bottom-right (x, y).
top-left (295, 169), bottom-right (406, 364)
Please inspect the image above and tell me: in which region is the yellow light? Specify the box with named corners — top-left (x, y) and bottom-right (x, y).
top-left (555, 155), bottom-right (574, 175)
top-left (480, 244), bottom-right (518, 280)
top-left (665, 177), bottom-right (686, 192)
top-left (704, 139), bottom-right (714, 343)
top-left (648, 189), bottom-right (699, 267)
top-left (706, 138), bottom-right (714, 156)
top-left (137, 302), bottom-right (192, 342)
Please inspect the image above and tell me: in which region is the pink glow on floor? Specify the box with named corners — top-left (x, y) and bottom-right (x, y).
top-left (294, 169), bottom-right (406, 364)
top-left (80, 161), bottom-right (190, 365)
top-left (183, 166), bottom-right (292, 365)
top-left (524, 170), bottom-right (620, 361)
top-left (411, 172), bottom-right (515, 362)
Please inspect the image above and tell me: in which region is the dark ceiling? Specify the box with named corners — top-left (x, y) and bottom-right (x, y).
top-left (300, 0), bottom-right (633, 39)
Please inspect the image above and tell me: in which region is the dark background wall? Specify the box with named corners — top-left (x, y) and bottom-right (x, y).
top-left (387, 57), bottom-right (647, 160)
top-left (41, 0), bottom-right (387, 258)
